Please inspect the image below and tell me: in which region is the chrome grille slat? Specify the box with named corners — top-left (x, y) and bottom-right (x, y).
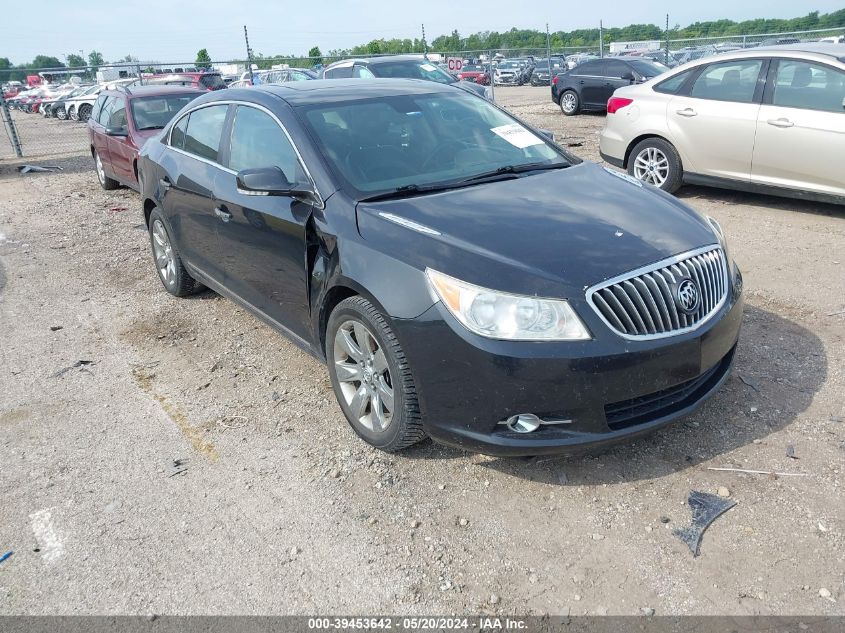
top-left (586, 246), bottom-right (729, 340)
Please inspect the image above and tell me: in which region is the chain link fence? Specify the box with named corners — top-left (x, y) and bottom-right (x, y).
top-left (1, 25), bottom-right (843, 159)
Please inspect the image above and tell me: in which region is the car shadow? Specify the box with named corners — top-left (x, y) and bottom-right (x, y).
top-left (676, 185), bottom-right (845, 219)
top-left (401, 305), bottom-right (827, 485)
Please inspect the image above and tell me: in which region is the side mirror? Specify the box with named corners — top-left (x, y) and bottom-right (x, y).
top-left (621, 71), bottom-right (636, 83)
top-left (236, 166), bottom-right (314, 199)
top-left (105, 126), bottom-right (128, 136)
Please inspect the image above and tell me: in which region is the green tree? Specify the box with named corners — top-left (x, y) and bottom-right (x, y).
top-left (66, 53), bottom-right (86, 67)
top-left (308, 46), bottom-right (322, 65)
top-left (31, 55), bottom-right (64, 69)
top-left (195, 48), bottom-right (212, 70)
top-left (88, 50), bottom-right (105, 67)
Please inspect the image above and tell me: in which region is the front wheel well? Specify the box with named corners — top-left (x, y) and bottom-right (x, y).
top-left (319, 285), bottom-right (359, 355)
top-left (623, 134), bottom-right (678, 169)
top-left (143, 198), bottom-right (156, 227)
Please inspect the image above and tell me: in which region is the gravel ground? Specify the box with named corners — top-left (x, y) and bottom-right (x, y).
top-left (0, 86), bottom-right (843, 616)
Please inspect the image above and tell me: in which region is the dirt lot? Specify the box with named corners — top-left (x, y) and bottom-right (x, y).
top-left (1, 86), bottom-right (844, 616)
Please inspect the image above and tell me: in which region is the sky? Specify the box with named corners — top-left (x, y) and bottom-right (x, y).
top-left (3, 0), bottom-right (841, 65)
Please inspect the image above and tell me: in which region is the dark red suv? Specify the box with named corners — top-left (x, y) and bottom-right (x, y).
top-left (140, 71), bottom-right (226, 91)
top-left (88, 85), bottom-right (203, 190)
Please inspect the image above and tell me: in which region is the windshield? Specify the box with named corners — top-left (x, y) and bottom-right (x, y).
top-left (371, 61), bottom-right (455, 84)
top-left (131, 94), bottom-right (201, 130)
top-left (628, 60), bottom-right (668, 77)
top-left (462, 65), bottom-right (483, 72)
top-left (299, 91), bottom-right (568, 197)
top-left (498, 62), bottom-right (520, 69)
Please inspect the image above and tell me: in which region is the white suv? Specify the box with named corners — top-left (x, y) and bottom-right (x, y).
top-left (599, 44), bottom-right (845, 204)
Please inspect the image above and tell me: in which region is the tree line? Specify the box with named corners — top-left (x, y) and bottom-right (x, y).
top-left (2, 8), bottom-right (843, 80)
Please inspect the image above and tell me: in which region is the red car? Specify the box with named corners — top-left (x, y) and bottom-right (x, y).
top-left (456, 64), bottom-right (491, 85)
top-left (88, 85), bottom-right (203, 190)
top-left (139, 71), bottom-right (226, 91)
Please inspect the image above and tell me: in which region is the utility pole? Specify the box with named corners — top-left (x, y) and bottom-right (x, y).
top-left (421, 24), bottom-right (428, 58)
top-left (546, 23), bottom-right (552, 87)
top-left (599, 20), bottom-right (604, 58)
top-left (244, 25), bottom-right (254, 84)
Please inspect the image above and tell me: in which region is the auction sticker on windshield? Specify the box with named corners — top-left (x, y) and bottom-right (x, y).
top-left (491, 123), bottom-right (544, 149)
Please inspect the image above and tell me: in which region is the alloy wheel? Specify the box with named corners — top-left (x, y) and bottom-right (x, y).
top-left (95, 153), bottom-right (106, 185)
top-left (332, 319), bottom-right (394, 433)
top-left (151, 219), bottom-right (176, 287)
top-left (633, 146), bottom-right (670, 187)
top-left (561, 92), bottom-right (577, 114)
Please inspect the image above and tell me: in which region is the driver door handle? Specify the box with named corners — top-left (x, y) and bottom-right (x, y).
top-left (676, 107), bottom-right (697, 117)
top-left (159, 177), bottom-right (171, 191)
top-left (767, 118), bottom-right (794, 128)
top-left (214, 206), bottom-right (232, 223)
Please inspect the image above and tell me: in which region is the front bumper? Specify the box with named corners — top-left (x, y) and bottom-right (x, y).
top-left (394, 279), bottom-right (743, 456)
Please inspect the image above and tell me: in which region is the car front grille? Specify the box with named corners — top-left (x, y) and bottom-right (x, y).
top-left (604, 347), bottom-right (734, 431)
top-left (586, 246), bottom-right (728, 339)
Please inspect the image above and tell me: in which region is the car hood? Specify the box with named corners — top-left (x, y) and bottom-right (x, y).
top-left (356, 161), bottom-right (717, 297)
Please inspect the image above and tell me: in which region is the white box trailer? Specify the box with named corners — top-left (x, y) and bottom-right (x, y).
top-left (95, 68), bottom-right (120, 82)
top-left (609, 40), bottom-right (662, 53)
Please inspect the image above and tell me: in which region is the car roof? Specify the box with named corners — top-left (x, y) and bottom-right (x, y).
top-left (326, 55), bottom-right (429, 68)
top-left (232, 78), bottom-right (463, 105)
top-left (102, 85), bottom-right (205, 98)
top-left (758, 42), bottom-right (845, 62)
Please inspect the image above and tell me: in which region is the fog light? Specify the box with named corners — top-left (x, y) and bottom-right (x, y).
top-left (506, 414), bottom-right (542, 434)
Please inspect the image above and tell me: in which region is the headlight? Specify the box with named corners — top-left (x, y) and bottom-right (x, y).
top-left (426, 269), bottom-right (591, 341)
top-left (706, 215), bottom-right (732, 266)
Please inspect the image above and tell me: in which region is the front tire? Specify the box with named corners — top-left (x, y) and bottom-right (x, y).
top-left (628, 137), bottom-right (683, 193)
top-left (326, 296), bottom-right (425, 452)
top-left (147, 208), bottom-right (204, 297)
top-left (559, 90), bottom-right (580, 115)
top-left (77, 103), bottom-right (92, 122)
top-left (94, 151), bottom-right (119, 190)
top-left (56, 106), bottom-right (67, 120)
top-left (68, 105), bottom-right (77, 121)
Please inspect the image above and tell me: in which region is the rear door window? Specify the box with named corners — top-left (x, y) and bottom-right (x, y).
top-left (689, 59), bottom-right (764, 103)
top-left (97, 96), bottom-right (117, 126)
top-left (324, 65), bottom-right (353, 79)
top-left (573, 61), bottom-right (604, 76)
top-left (182, 105), bottom-right (228, 162)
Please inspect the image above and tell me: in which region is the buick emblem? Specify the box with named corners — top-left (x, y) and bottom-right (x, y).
top-left (674, 278), bottom-right (700, 314)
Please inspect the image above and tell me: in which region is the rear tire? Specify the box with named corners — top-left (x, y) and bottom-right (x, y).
top-left (559, 90), bottom-right (580, 115)
top-left (56, 106), bottom-right (67, 120)
top-left (326, 296), bottom-right (426, 452)
top-left (147, 207), bottom-right (204, 297)
top-left (627, 137), bottom-right (683, 194)
top-left (94, 151), bottom-right (119, 190)
top-left (68, 105), bottom-right (77, 121)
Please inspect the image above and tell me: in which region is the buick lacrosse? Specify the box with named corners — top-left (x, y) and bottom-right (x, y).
top-left (137, 79), bottom-right (743, 455)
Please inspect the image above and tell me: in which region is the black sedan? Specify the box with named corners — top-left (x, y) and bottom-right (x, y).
top-left (321, 55), bottom-right (491, 100)
top-left (552, 57), bottom-right (668, 115)
top-left (137, 79), bottom-right (743, 456)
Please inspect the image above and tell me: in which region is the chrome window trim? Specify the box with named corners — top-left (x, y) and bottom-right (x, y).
top-left (166, 99), bottom-right (324, 209)
top-left (585, 244), bottom-right (728, 341)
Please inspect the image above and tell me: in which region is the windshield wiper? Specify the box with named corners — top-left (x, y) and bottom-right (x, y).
top-left (137, 125), bottom-right (164, 131)
top-left (358, 184), bottom-right (452, 203)
top-left (460, 161), bottom-right (570, 183)
top-left (358, 161), bottom-right (570, 203)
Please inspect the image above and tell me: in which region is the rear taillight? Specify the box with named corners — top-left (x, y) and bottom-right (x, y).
top-left (607, 97), bottom-right (633, 114)
top-left (552, 76), bottom-right (558, 86)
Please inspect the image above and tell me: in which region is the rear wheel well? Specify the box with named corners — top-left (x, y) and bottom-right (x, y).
top-left (624, 134), bottom-right (677, 169)
top-left (319, 286), bottom-right (359, 355)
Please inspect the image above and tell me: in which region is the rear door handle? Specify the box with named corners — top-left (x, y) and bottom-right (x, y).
top-left (214, 206), bottom-right (232, 223)
top-left (676, 108), bottom-right (697, 117)
top-left (767, 118), bottom-right (794, 128)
